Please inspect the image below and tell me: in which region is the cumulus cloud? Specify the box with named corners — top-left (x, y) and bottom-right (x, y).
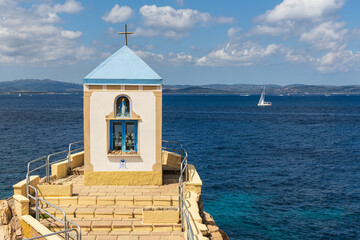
top-left (316, 50), bottom-right (360, 73)
top-left (250, 24), bottom-right (293, 36)
top-left (102, 5), bottom-right (133, 23)
top-left (61, 30), bottom-right (82, 39)
top-left (168, 52), bottom-right (194, 63)
top-left (300, 21), bottom-right (348, 51)
top-left (53, 0), bottom-right (83, 14)
top-left (140, 5), bottom-right (212, 30)
top-left (257, 0), bottom-right (344, 23)
top-left (138, 5), bottom-right (233, 39)
top-left (251, 0), bottom-right (345, 38)
top-left (134, 50), bottom-right (165, 62)
top-left (195, 42), bottom-right (281, 67)
top-left (243, 0), bottom-right (360, 73)
top-left (285, 50), bottom-right (309, 64)
top-left (134, 27), bottom-right (160, 38)
top-left (36, 0), bottom-right (83, 17)
top-left (0, 1), bottom-right (95, 64)
top-left (227, 27), bottom-right (242, 39)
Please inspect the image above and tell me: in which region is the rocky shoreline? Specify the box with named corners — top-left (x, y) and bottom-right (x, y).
top-left (0, 199), bottom-right (23, 240)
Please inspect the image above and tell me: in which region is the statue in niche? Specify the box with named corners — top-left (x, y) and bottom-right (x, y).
top-left (118, 98), bottom-right (129, 117)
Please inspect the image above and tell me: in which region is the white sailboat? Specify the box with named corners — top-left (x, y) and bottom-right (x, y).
top-left (18, 92), bottom-right (21, 97)
top-left (258, 87), bottom-right (272, 106)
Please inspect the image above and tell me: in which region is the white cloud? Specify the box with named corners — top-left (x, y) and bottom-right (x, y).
top-left (250, 24), bottom-right (292, 36)
top-left (134, 27), bottom-right (160, 38)
top-left (285, 51), bottom-right (309, 64)
top-left (217, 16), bottom-right (234, 24)
top-left (138, 5), bottom-right (233, 39)
top-left (300, 21), bottom-right (348, 51)
top-left (0, 1), bottom-right (94, 65)
top-left (53, 0), bottom-right (83, 14)
top-left (36, 0), bottom-right (83, 17)
top-left (316, 50), bottom-right (360, 73)
top-left (102, 5), bottom-right (133, 23)
top-left (257, 0), bottom-right (344, 23)
top-left (244, 0), bottom-right (360, 73)
top-left (168, 52), bottom-right (194, 63)
top-left (196, 42), bottom-right (281, 67)
top-left (134, 50), bottom-right (165, 62)
top-left (164, 31), bottom-right (188, 40)
top-left (227, 27), bottom-right (242, 39)
top-left (61, 30), bottom-right (82, 39)
top-left (140, 5), bottom-right (211, 30)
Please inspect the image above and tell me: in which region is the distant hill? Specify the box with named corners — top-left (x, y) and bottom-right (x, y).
top-left (0, 79), bottom-right (82, 93)
top-left (0, 79), bottom-right (359, 95)
top-left (164, 84), bottom-right (360, 95)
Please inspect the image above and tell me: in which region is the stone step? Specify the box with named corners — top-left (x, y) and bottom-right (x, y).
top-left (70, 166), bottom-right (84, 175)
top-left (35, 195), bottom-right (178, 208)
top-left (40, 217), bottom-right (182, 233)
top-left (32, 205), bottom-right (149, 220)
top-left (81, 231), bottom-right (183, 240)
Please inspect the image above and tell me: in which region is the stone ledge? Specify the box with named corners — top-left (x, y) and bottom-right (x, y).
top-left (13, 175), bottom-right (40, 197)
top-left (21, 215), bottom-right (62, 240)
top-left (37, 183), bottom-right (73, 197)
top-left (13, 195), bottom-right (29, 217)
top-left (185, 164), bottom-right (202, 196)
top-left (142, 207), bottom-right (179, 224)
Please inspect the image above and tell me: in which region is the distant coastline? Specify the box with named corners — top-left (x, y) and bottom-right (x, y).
top-left (1, 79), bottom-right (360, 95)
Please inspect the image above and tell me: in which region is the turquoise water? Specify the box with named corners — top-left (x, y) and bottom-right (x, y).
top-left (1, 94), bottom-right (360, 239)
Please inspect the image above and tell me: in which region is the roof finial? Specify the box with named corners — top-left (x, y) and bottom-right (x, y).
top-left (118, 24), bottom-right (133, 46)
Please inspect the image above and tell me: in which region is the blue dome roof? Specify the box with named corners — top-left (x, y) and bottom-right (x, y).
top-left (84, 46), bottom-right (162, 85)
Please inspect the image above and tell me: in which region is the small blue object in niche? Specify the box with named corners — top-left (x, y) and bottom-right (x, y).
top-left (120, 159), bottom-right (127, 169)
top-left (116, 96), bottom-right (130, 117)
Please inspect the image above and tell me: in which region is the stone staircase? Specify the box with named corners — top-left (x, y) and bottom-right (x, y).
top-left (31, 175), bottom-right (184, 239)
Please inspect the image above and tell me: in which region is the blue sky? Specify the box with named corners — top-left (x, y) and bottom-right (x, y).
top-left (0, 0), bottom-right (359, 85)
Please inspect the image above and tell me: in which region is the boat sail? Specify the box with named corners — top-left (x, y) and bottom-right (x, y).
top-left (258, 87), bottom-right (272, 106)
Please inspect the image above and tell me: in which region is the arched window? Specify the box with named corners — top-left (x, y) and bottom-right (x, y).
top-left (115, 96), bottom-right (130, 117)
top-left (110, 95), bottom-right (138, 153)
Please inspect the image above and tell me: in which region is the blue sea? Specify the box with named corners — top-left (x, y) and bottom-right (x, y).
top-left (1, 94), bottom-right (360, 239)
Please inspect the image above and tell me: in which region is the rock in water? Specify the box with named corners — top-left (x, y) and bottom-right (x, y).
top-left (0, 200), bottom-right (12, 225)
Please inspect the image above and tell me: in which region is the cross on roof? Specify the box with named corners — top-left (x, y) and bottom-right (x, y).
top-left (118, 24), bottom-right (133, 46)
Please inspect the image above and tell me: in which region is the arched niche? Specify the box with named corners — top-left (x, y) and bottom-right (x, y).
top-left (115, 95), bottom-right (131, 118)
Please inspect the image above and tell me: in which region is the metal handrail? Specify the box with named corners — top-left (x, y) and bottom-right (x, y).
top-left (27, 186), bottom-right (81, 240)
top-left (27, 185), bottom-right (82, 240)
top-left (68, 141), bottom-right (84, 174)
top-left (25, 140), bottom-right (83, 240)
top-left (47, 150), bottom-right (68, 182)
top-left (162, 140), bottom-right (194, 240)
top-left (25, 228), bottom-right (79, 240)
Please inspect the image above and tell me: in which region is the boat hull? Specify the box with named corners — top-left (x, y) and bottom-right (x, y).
top-left (258, 102), bottom-right (272, 106)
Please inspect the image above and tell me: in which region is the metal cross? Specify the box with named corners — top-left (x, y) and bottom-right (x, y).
top-left (118, 24), bottom-right (133, 46)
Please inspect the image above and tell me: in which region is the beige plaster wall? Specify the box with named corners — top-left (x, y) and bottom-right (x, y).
top-left (89, 91), bottom-right (156, 171)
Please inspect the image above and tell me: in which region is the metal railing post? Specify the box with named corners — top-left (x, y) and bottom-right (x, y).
top-left (46, 155), bottom-right (50, 183)
top-left (35, 189), bottom-right (39, 221)
top-left (64, 213), bottom-right (68, 240)
top-left (67, 143), bottom-right (72, 175)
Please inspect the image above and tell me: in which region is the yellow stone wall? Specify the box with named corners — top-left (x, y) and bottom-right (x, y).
top-left (84, 170), bottom-right (162, 186)
top-left (51, 151), bottom-right (84, 179)
top-left (21, 215), bottom-right (62, 240)
top-left (142, 207), bottom-right (179, 224)
top-left (13, 195), bottom-right (29, 216)
top-left (13, 175), bottom-right (40, 197)
top-left (162, 150), bottom-right (181, 169)
top-left (37, 184), bottom-right (73, 197)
